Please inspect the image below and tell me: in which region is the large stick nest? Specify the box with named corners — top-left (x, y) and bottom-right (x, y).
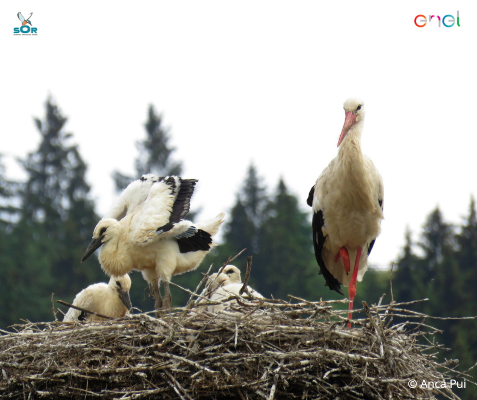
top-left (0, 293), bottom-right (466, 399)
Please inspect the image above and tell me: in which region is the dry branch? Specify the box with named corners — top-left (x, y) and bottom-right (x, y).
top-left (56, 299), bottom-right (113, 320)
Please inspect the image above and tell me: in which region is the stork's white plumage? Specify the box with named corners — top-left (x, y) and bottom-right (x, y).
top-left (104, 174), bottom-right (163, 221)
top-left (63, 275), bottom-right (132, 322)
top-left (307, 98), bottom-right (383, 327)
top-left (206, 265), bottom-right (264, 313)
top-left (81, 175), bottom-right (224, 312)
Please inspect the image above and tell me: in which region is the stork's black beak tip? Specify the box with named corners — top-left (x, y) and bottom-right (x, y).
top-left (81, 237), bottom-right (103, 263)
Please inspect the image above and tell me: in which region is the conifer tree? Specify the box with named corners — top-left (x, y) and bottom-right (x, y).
top-left (205, 163), bottom-right (267, 271)
top-left (417, 208), bottom-right (455, 315)
top-left (455, 197), bottom-right (477, 299)
top-left (113, 104), bottom-right (183, 191)
top-left (448, 198), bottom-right (477, 380)
top-left (2, 97), bottom-right (104, 326)
top-left (393, 228), bottom-right (421, 303)
top-left (254, 178), bottom-right (320, 299)
top-left (0, 156), bottom-right (19, 230)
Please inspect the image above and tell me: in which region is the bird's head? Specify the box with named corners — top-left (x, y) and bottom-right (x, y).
top-left (208, 272), bottom-right (230, 289)
top-left (81, 219), bottom-right (120, 262)
top-left (109, 274), bottom-right (132, 311)
top-left (338, 98), bottom-right (365, 147)
top-left (222, 265), bottom-right (241, 283)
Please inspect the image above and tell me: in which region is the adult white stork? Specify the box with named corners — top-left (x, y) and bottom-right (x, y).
top-left (307, 98), bottom-right (383, 327)
top-left (81, 175), bottom-right (225, 312)
top-left (63, 275), bottom-right (132, 322)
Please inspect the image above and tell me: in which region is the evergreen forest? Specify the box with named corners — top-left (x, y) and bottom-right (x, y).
top-left (1, 97), bottom-right (476, 399)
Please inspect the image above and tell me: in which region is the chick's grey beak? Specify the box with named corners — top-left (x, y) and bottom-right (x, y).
top-left (81, 237), bottom-right (103, 262)
top-left (119, 290), bottom-right (132, 311)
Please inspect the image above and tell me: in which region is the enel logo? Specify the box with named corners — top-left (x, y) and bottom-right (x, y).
top-left (14, 26), bottom-right (37, 34)
top-left (414, 11), bottom-right (460, 27)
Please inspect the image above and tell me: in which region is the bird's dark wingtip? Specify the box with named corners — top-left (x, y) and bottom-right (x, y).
top-left (306, 185), bottom-right (315, 207)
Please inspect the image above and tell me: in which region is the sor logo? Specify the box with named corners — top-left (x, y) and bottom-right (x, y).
top-left (414, 11), bottom-right (460, 27)
top-left (14, 12), bottom-right (37, 34)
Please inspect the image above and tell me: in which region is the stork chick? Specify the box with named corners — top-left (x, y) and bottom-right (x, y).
top-left (81, 175), bottom-right (224, 313)
top-left (63, 274), bottom-right (132, 322)
top-left (307, 98), bottom-right (383, 327)
top-left (207, 265), bottom-right (264, 313)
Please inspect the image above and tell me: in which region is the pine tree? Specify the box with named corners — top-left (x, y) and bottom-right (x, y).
top-left (393, 228), bottom-right (421, 303)
top-left (2, 97), bottom-right (104, 326)
top-left (417, 208), bottom-right (456, 315)
top-left (205, 163), bottom-right (267, 271)
top-left (0, 156), bottom-right (19, 230)
top-left (450, 198), bottom-right (477, 379)
top-left (254, 178), bottom-right (321, 300)
top-left (455, 197), bottom-right (477, 299)
top-left (242, 164), bottom-right (267, 229)
top-left (113, 104), bottom-right (183, 191)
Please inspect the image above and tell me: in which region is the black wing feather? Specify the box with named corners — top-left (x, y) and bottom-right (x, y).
top-left (307, 185), bottom-right (315, 207)
top-left (367, 199), bottom-right (383, 256)
top-left (176, 229), bottom-right (212, 253)
top-left (169, 178), bottom-right (198, 223)
top-left (78, 310), bottom-right (88, 321)
top-left (312, 210), bottom-right (344, 296)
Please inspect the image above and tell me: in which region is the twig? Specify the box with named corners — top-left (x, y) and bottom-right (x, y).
top-left (390, 262), bottom-right (395, 303)
top-left (51, 293), bottom-right (57, 322)
top-left (239, 256), bottom-right (253, 296)
top-left (56, 300), bottom-right (113, 320)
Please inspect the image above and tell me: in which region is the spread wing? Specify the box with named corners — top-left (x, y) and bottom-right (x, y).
top-left (105, 174), bottom-right (162, 220)
top-left (17, 12), bottom-right (25, 23)
top-left (131, 177), bottom-right (198, 244)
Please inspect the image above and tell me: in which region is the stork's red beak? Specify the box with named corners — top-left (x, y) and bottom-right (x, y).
top-left (337, 111), bottom-right (356, 147)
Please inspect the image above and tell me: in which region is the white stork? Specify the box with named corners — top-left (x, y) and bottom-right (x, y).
top-left (81, 175), bottom-right (225, 312)
top-left (207, 265), bottom-right (264, 313)
top-left (63, 275), bottom-right (132, 322)
top-left (307, 98), bottom-right (383, 327)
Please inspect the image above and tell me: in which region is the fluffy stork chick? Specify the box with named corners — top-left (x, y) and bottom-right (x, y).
top-left (63, 275), bottom-right (132, 322)
top-left (307, 98), bottom-right (383, 327)
top-left (197, 265), bottom-right (243, 307)
top-left (208, 265), bottom-right (242, 288)
top-left (207, 265), bottom-right (264, 313)
top-left (81, 176), bottom-right (224, 312)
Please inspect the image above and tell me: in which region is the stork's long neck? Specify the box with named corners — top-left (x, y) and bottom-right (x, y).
top-left (99, 235), bottom-right (133, 277)
top-left (337, 122), bottom-right (374, 210)
top-left (338, 122), bottom-right (364, 163)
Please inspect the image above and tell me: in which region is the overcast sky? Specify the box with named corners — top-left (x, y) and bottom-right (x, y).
top-left (1, 2), bottom-right (476, 269)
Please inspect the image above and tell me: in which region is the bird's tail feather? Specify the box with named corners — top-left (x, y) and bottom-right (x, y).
top-left (197, 212), bottom-right (225, 236)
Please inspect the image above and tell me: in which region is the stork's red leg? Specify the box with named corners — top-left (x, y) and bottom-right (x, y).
top-left (348, 247), bottom-right (362, 328)
top-left (337, 247), bottom-right (350, 274)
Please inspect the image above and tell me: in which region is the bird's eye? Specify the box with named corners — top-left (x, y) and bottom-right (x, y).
top-left (356, 105), bottom-right (362, 111)
top-left (100, 227), bottom-right (107, 235)
top-left (226, 269), bottom-right (234, 275)
top-left (116, 281), bottom-right (122, 287)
